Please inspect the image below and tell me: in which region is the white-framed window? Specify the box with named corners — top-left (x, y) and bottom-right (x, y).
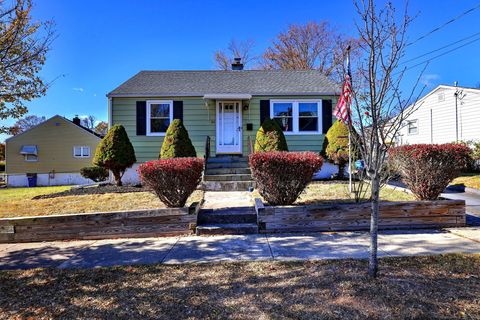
top-left (270, 100), bottom-right (322, 134)
top-left (407, 119), bottom-right (418, 135)
top-left (147, 100), bottom-right (173, 136)
top-left (20, 145), bottom-right (38, 162)
top-left (24, 154), bottom-right (38, 162)
top-left (73, 146), bottom-right (91, 158)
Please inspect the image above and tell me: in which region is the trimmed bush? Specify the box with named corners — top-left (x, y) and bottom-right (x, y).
top-left (160, 119), bottom-right (196, 159)
top-left (138, 157), bottom-right (204, 207)
top-left (249, 151), bottom-right (323, 205)
top-left (325, 120), bottom-right (349, 178)
top-left (93, 124), bottom-right (136, 186)
top-left (80, 166), bottom-right (109, 182)
top-left (254, 119), bottom-right (288, 152)
top-left (389, 143), bottom-right (472, 200)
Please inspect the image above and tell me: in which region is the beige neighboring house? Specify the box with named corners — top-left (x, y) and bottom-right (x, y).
top-left (5, 115), bottom-right (103, 187)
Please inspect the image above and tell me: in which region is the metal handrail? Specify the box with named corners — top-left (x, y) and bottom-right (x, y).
top-left (204, 136), bottom-right (211, 171)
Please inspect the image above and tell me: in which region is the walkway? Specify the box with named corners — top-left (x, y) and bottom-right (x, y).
top-left (1, 227), bottom-right (479, 270)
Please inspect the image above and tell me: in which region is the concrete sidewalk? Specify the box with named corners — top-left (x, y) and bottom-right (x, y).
top-left (1, 227), bottom-right (479, 270)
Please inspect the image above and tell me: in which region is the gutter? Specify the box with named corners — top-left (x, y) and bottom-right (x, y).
top-left (106, 92), bottom-right (340, 98)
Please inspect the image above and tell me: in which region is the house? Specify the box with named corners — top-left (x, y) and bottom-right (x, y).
top-left (107, 61), bottom-right (340, 187)
top-left (5, 115), bottom-right (103, 187)
top-left (396, 84), bottom-right (480, 145)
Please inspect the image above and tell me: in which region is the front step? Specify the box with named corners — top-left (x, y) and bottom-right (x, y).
top-left (196, 223), bottom-right (258, 235)
top-left (206, 168), bottom-right (251, 175)
top-left (204, 174), bottom-right (252, 182)
top-left (198, 207), bottom-right (257, 224)
top-left (202, 181), bottom-right (255, 191)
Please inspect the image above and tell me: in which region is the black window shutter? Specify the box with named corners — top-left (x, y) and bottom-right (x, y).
top-left (322, 99), bottom-right (333, 133)
top-left (260, 100), bottom-right (270, 125)
top-left (136, 101), bottom-right (147, 135)
top-left (173, 101), bottom-right (183, 121)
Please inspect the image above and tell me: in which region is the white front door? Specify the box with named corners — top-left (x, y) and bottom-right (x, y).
top-left (216, 101), bottom-right (242, 154)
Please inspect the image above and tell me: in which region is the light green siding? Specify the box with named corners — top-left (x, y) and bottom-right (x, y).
top-left (111, 95), bottom-right (337, 162)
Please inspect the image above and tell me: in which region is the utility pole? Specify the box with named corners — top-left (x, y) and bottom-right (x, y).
top-left (454, 81), bottom-right (466, 142)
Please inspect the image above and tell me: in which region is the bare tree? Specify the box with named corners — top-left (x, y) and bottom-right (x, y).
top-left (0, 0), bottom-right (55, 133)
top-left (9, 114), bottom-right (46, 135)
top-left (348, 0), bottom-right (425, 277)
top-left (80, 115), bottom-right (96, 130)
top-left (214, 39), bottom-right (256, 70)
top-left (261, 21), bottom-right (359, 81)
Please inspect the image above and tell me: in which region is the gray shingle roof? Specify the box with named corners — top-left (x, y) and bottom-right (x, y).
top-left (107, 70), bottom-right (339, 97)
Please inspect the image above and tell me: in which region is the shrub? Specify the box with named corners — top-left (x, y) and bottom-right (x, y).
top-left (80, 166), bottom-right (109, 182)
top-left (138, 157), bottom-right (203, 207)
top-left (249, 151), bottom-right (323, 205)
top-left (389, 143), bottom-right (472, 200)
top-left (160, 119), bottom-right (196, 159)
top-left (93, 124), bottom-right (136, 186)
top-left (0, 161), bottom-right (5, 172)
top-left (325, 120), bottom-right (349, 178)
top-left (254, 119), bottom-right (288, 152)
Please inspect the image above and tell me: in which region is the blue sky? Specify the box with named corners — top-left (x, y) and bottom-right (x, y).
top-left (1, 0), bottom-right (480, 142)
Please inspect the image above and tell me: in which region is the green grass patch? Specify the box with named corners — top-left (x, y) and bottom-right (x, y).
top-left (452, 172), bottom-right (480, 190)
top-left (0, 186), bottom-right (71, 202)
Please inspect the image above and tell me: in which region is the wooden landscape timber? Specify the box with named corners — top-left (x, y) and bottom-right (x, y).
top-left (0, 201), bottom-right (202, 243)
top-left (255, 199), bottom-right (466, 233)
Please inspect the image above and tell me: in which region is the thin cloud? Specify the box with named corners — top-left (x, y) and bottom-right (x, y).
top-left (72, 87), bottom-right (84, 92)
top-left (421, 74), bottom-right (440, 87)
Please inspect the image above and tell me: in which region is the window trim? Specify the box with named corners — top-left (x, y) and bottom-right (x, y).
top-left (73, 146), bottom-right (91, 158)
top-left (24, 154), bottom-right (38, 162)
top-left (270, 99), bottom-right (323, 135)
top-left (146, 100), bottom-right (173, 136)
top-left (407, 119), bottom-right (418, 135)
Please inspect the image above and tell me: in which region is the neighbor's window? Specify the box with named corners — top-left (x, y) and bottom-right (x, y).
top-left (73, 146), bottom-right (91, 158)
top-left (271, 100), bottom-right (322, 134)
top-left (407, 120), bottom-right (418, 135)
top-left (20, 145), bottom-right (38, 162)
top-left (147, 100), bottom-right (173, 136)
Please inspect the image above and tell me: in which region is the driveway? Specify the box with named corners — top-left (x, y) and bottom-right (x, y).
top-left (0, 228), bottom-right (479, 270)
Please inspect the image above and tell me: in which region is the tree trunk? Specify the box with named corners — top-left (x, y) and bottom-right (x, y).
top-left (369, 174), bottom-right (380, 277)
top-left (112, 170), bottom-right (123, 187)
top-left (337, 163), bottom-right (345, 179)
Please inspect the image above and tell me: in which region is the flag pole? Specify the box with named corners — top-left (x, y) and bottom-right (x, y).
top-left (346, 46), bottom-right (353, 193)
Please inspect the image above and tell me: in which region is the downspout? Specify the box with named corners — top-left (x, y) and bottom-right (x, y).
top-left (108, 97), bottom-right (113, 129)
top-left (430, 109), bottom-right (433, 143)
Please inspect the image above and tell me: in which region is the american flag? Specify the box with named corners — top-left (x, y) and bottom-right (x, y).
top-left (333, 74), bottom-right (352, 123)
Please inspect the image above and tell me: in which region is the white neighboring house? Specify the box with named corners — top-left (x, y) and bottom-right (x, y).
top-left (395, 84), bottom-right (480, 145)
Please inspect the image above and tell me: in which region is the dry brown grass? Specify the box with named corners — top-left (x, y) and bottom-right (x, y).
top-left (0, 254), bottom-right (478, 319)
top-left (0, 187), bottom-right (204, 218)
top-left (452, 173), bottom-right (480, 190)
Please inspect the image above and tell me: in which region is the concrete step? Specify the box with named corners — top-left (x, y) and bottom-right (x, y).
top-left (202, 181), bottom-right (255, 192)
top-left (204, 174), bottom-right (252, 182)
top-left (198, 207), bottom-right (257, 224)
top-left (196, 223), bottom-right (258, 235)
top-left (207, 156), bottom-right (248, 164)
top-left (206, 162), bottom-right (250, 169)
top-left (206, 168), bottom-right (251, 175)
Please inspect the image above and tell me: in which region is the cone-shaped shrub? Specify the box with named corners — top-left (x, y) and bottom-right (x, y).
top-left (160, 119), bottom-right (196, 159)
top-left (325, 120), bottom-right (349, 178)
top-left (138, 158), bottom-right (204, 207)
top-left (254, 119), bottom-right (288, 152)
top-left (249, 151), bottom-right (323, 205)
top-left (389, 143), bottom-right (472, 200)
top-left (93, 124), bottom-right (136, 186)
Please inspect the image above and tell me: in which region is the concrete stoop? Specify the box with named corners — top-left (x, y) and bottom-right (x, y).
top-left (203, 156), bottom-right (255, 191)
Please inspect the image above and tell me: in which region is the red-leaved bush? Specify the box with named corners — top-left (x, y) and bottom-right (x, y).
top-left (249, 151), bottom-right (323, 205)
top-left (389, 143), bottom-right (471, 200)
top-left (138, 158), bottom-right (203, 207)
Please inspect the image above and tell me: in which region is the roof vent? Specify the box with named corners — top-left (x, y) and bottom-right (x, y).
top-left (72, 115), bottom-right (81, 126)
top-left (231, 57), bottom-right (244, 70)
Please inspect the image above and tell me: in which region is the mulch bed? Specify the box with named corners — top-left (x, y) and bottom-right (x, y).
top-left (32, 184), bottom-right (148, 200)
top-left (0, 254), bottom-right (479, 319)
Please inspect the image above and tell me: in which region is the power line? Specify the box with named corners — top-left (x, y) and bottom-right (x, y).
top-left (403, 36), bottom-right (480, 72)
top-left (401, 31), bottom-right (480, 65)
top-left (407, 2), bottom-right (480, 46)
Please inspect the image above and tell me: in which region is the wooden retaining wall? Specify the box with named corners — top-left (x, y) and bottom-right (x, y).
top-left (255, 199), bottom-right (466, 233)
top-left (0, 202), bottom-right (201, 243)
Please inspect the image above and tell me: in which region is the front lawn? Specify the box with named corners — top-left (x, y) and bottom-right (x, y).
top-left (254, 181), bottom-right (415, 205)
top-left (0, 185), bottom-right (204, 218)
top-left (0, 254), bottom-right (478, 319)
top-left (452, 173), bottom-right (480, 190)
